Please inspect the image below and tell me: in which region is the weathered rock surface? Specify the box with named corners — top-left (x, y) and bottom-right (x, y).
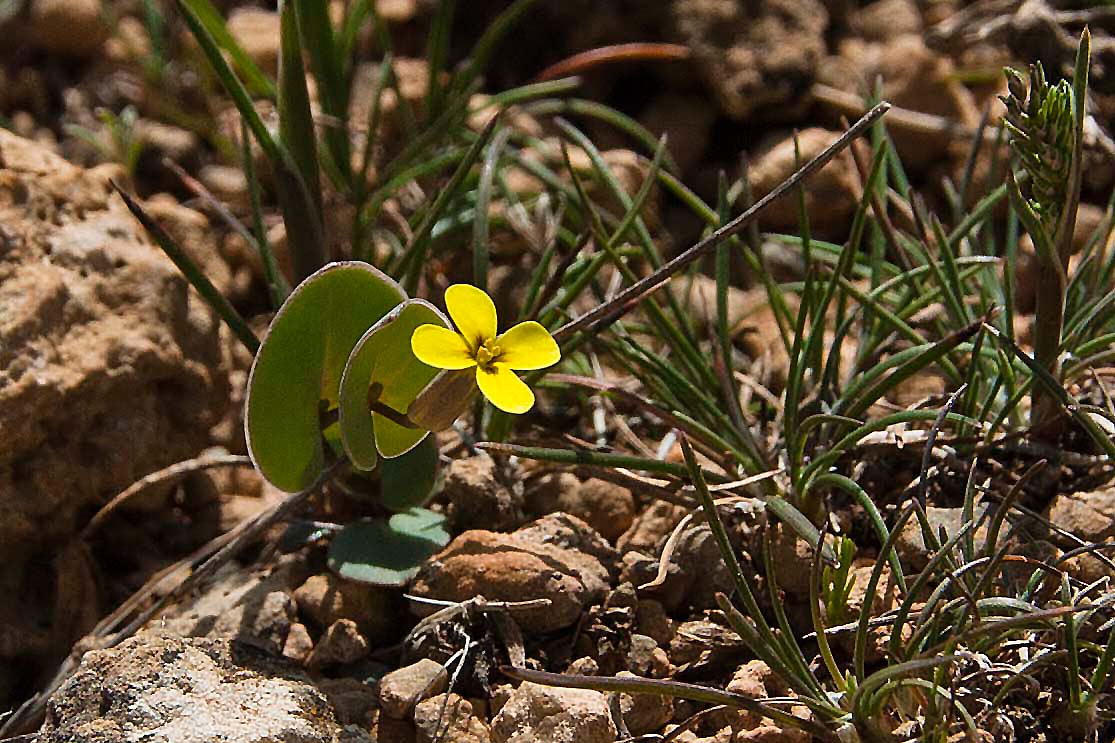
top-left (293, 572), bottom-right (401, 644)
top-left (0, 130), bottom-right (229, 685)
top-left (490, 682), bottom-right (616, 743)
top-left (414, 693), bottom-right (491, 743)
top-left (672, 0), bottom-right (828, 121)
top-left (524, 474), bottom-right (635, 542)
top-left (38, 635), bottom-right (358, 743)
top-left (409, 516), bottom-right (613, 633)
top-left (378, 659), bottom-right (449, 719)
top-left (442, 452), bottom-right (525, 532)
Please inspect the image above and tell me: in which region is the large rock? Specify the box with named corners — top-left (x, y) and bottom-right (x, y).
top-left (38, 635), bottom-right (363, 743)
top-left (0, 130), bottom-right (230, 688)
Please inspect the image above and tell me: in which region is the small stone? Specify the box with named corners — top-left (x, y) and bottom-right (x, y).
top-left (373, 713), bottom-right (417, 743)
top-left (618, 672), bottom-right (674, 735)
top-left (414, 693), bottom-right (491, 743)
top-left (409, 521), bottom-right (611, 634)
top-left (137, 121), bottom-right (199, 164)
top-left (318, 677), bottom-right (379, 727)
top-left (226, 8), bottom-right (281, 76)
top-left (736, 724), bottom-right (810, 743)
top-left (293, 573), bottom-right (400, 643)
top-left (28, 0), bottom-right (107, 56)
top-left (750, 128), bottom-right (858, 233)
top-left (852, 0), bottom-right (921, 41)
top-left (627, 634), bottom-right (671, 679)
top-left (617, 500), bottom-right (689, 554)
top-left (672, 0), bottom-right (828, 121)
top-left (283, 622), bottom-right (314, 665)
top-left (378, 659), bottom-right (449, 719)
top-left (897, 505), bottom-right (989, 571)
top-left (490, 682), bottom-right (616, 743)
top-left (442, 452), bottom-right (525, 532)
top-left (727, 660), bottom-right (774, 699)
top-left (635, 600), bottom-right (675, 646)
top-left (308, 619), bottom-right (369, 669)
top-left (199, 164), bottom-right (250, 209)
top-left (525, 475), bottom-right (635, 542)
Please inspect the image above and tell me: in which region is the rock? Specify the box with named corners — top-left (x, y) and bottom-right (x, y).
top-left (635, 600), bottom-right (675, 646)
top-left (822, 34), bottom-right (979, 167)
top-left (409, 519), bottom-right (612, 633)
top-left (378, 659), bottom-right (449, 719)
top-left (372, 714), bottom-right (417, 743)
top-left (618, 500), bottom-right (689, 554)
top-left (27, 0), bottom-right (108, 56)
top-left (38, 635), bottom-right (348, 743)
top-left (293, 573), bottom-right (400, 644)
top-left (137, 121), bottom-right (199, 169)
top-left (672, 0), bottom-right (828, 121)
top-left (627, 633), bottom-right (671, 679)
top-left (283, 622), bottom-right (314, 665)
top-left (1048, 487), bottom-right (1115, 581)
top-left (226, 8), bottom-right (282, 76)
top-left (490, 682), bottom-right (616, 743)
top-left (851, 0), bottom-right (921, 41)
top-left (199, 164), bottom-right (250, 210)
top-left (524, 474), bottom-right (636, 542)
top-left (308, 619), bottom-right (370, 669)
top-left (749, 128), bottom-right (859, 234)
top-left (141, 194), bottom-right (233, 293)
top-left (0, 130), bottom-right (229, 681)
top-left (618, 670), bottom-right (674, 735)
top-left (317, 677), bottom-right (379, 727)
top-left (442, 452), bottom-right (525, 532)
top-left (668, 620), bottom-right (743, 667)
top-left (414, 693), bottom-right (491, 743)
top-left (155, 564), bottom-right (296, 655)
top-left (736, 724), bottom-right (810, 743)
top-left (896, 505), bottom-right (989, 571)
top-left (514, 512), bottom-right (619, 575)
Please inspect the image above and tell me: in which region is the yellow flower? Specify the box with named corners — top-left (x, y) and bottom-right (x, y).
top-left (411, 284), bottom-right (560, 414)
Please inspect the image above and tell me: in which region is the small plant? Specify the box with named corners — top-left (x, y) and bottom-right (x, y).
top-left (1001, 29), bottom-right (1089, 440)
top-left (822, 534), bottom-right (857, 626)
top-left (65, 105), bottom-right (145, 177)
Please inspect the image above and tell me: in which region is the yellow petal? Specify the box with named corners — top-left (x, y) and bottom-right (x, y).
top-left (476, 363), bottom-right (534, 414)
top-left (411, 324), bottom-right (476, 370)
top-left (496, 321), bottom-right (561, 370)
top-left (445, 283), bottom-right (497, 351)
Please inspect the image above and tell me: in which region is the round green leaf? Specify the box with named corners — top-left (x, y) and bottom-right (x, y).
top-left (338, 299), bottom-right (448, 470)
top-left (379, 435), bottom-right (439, 511)
top-left (327, 508), bottom-right (449, 587)
top-left (245, 262), bottom-right (405, 492)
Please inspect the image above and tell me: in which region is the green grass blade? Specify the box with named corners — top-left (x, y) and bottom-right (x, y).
top-left (180, 0), bottom-right (275, 98)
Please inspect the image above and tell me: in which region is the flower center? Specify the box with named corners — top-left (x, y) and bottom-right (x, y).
top-left (475, 339), bottom-right (500, 368)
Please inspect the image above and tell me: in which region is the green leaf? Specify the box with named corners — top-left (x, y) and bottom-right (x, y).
top-left (245, 262), bottom-right (406, 492)
top-left (380, 436), bottom-right (440, 511)
top-left (339, 299), bottom-right (448, 469)
top-left (327, 508), bottom-right (450, 586)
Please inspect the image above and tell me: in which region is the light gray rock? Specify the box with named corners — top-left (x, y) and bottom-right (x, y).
top-left (38, 635), bottom-right (351, 743)
top-left (490, 682), bottom-right (616, 743)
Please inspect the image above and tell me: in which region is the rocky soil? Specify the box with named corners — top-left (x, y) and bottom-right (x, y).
top-left (2, 0), bottom-right (1115, 741)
